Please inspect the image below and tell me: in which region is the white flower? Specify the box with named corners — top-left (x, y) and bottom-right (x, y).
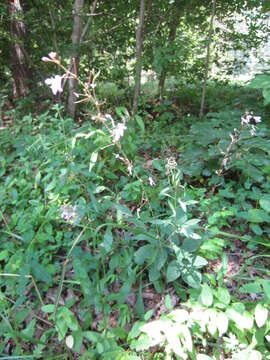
top-left (148, 176), bottom-right (156, 186)
top-left (45, 75), bottom-right (63, 95)
top-left (254, 116), bottom-right (261, 123)
top-left (42, 52), bottom-right (58, 62)
top-left (112, 123), bottom-right (127, 142)
top-left (48, 52), bottom-right (57, 59)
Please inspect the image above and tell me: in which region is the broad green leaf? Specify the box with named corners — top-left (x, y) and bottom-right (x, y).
top-left (249, 74), bottom-right (270, 89)
top-left (130, 333), bottom-right (157, 351)
top-left (255, 304), bottom-right (268, 328)
top-left (246, 209), bottom-right (270, 223)
top-left (149, 265), bottom-right (160, 282)
top-left (45, 180), bottom-right (56, 192)
top-left (73, 258), bottom-right (93, 305)
top-left (31, 262), bottom-right (52, 284)
top-left (239, 282), bottom-right (261, 294)
top-left (42, 304), bottom-right (55, 313)
top-left (194, 256), bottom-right (208, 268)
top-left (216, 287), bottom-right (231, 305)
top-left (134, 245), bottom-right (153, 265)
top-left (250, 224), bottom-right (263, 235)
top-left (166, 260), bottom-right (181, 282)
top-left (201, 284), bottom-right (213, 307)
top-left (21, 319), bottom-right (36, 339)
top-left (152, 159), bottom-right (163, 172)
top-left (183, 270), bottom-right (202, 289)
top-left (14, 309), bottom-right (30, 325)
top-left (0, 250), bottom-right (9, 261)
top-left (260, 197), bottom-right (270, 213)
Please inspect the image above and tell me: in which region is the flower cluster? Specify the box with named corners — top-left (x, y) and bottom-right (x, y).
top-left (241, 113), bottom-right (261, 137)
top-left (165, 156), bottom-right (177, 175)
top-left (241, 113), bottom-right (261, 126)
top-left (60, 204), bottom-right (77, 222)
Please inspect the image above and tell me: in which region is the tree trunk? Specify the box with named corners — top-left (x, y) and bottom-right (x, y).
top-left (199, 0), bottom-right (216, 118)
top-left (158, 0), bottom-right (182, 101)
top-left (68, 0), bottom-right (84, 119)
top-left (9, 0), bottom-right (30, 98)
top-left (132, 0), bottom-right (145, 117)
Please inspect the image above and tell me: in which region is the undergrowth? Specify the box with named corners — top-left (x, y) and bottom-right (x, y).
top-left (1, 79), bottom-right (270, 359)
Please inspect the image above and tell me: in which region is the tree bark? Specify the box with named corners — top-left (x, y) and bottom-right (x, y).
top-left (158, 0), bottom-right (182, 101)
top-left (9, 0), bottom-right (30, 98)
top-left (132, 0), bottom-right (145, 117)
top-left (67, 0), bottom-right (84, 119)
top-left (199, 0), bottom-right (216, 118)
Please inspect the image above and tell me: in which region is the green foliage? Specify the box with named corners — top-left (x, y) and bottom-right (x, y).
top-left (249, 74), bottom-right (270, 106)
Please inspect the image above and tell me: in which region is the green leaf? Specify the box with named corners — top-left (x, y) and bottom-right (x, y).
top-left (239, 282), bottom-right (262, 294)
top-left (149, 265), bottom-right (160, 282)
top-left (89, 151), bottom-right (98, 172)
top-left (166, 260), bottom-right (181, 282)
top-left (45, 180), bottom-right (56, 192)
top-left (249, 74), bottom-right (270, 89)
top-left (246, 209), bottom-right (270, 223)
top-left (216, 287), bottom-right (231, 305)
top-left (135, 115), bottom-right (145, 135)
top-left (250, 224), bottom-right (263, 235)
top-left (152, 159), bottom-right (163, 172)
top-left (201, 284), bottom-right (213, 307)
top-left (42, 304), bottom-right (55, 313)
top-left (31, 261), bottom-right (52, 284)
top-left (261, 280), bottom-right (270, 301)
top-left (134, 245), bottom-right (153, 265)
top-left (255, 304), bottom-right (268, 328)
top-left (14, 309), bottom-right (29, 325)
top-left (35, 171), bottom-right (41, 188)
top-left (165, 294), bottom-right (173, 310)
top-left (260, 197), bottom-right (270, 213)
top-left (103, 227), bottom-right (113, 253)
top-left (194, 256), bottom-right (208, 268)
top-left (136, 277), bottom-right (145, 319)
top-left (183, 270), bottom-right (202, 289)
top-left (0, 250), bottom-right (9, 261)
top-left (21, 319), bottom-right (36, 340)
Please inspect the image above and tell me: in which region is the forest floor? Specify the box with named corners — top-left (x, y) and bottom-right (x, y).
top-left (1, 82), bottom-right (270, 359)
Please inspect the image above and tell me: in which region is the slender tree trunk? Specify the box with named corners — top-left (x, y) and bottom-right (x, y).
top-left (9, 0), bottom-right (30, 98)
top-left (62, 0), bottom-right (97, 91)
top-left (132, 0), bottom-right (145, 117)
top-left (199, 0), bottom-right (216, 118)
top-left (68, 0), bottom-right (84, 119)
top-left (158, 0), bottom-right (182, 101)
